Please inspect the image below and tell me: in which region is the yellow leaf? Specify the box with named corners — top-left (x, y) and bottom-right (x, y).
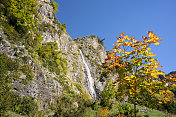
top-left (154, 42), bottom-right (160, 45)
top-left (124, 35), bottom-right (130, 40)
top-left (114, 49), bottom-right (118, 52)
top-left (151, 73), bottom-right (158, 78)
top-left (149, 52), bottom-right (156, 57)
top-left (131, 75), bottom-right (136, 79)
top-left (148, 31), bottom-right (154, 38)
top-left (147, 48), bottom-right (151, 51)
top-left (132, 40), bottom-right (137, 43)
top-left (136, 89), bottom-right (140, 93)
top-left (125, 52), bottom-right (130, 55)
top-left (118, 49), bottom-right (124, 53)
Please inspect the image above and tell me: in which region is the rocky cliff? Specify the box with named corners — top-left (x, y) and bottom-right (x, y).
top-left (0, 0), bottom-right (108, 116)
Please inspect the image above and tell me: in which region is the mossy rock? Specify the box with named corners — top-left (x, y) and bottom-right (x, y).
top-left (37, 42), bottom-right (68, 75)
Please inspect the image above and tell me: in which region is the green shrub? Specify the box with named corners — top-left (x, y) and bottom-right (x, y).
top-left (109, 102), bottom-right (136, 116)
top-left (37, 42), bottom-right (68, 75)
top-left (83, 108), bottom-right (97, 117)
top-left (14, 96), bottom-right (38, 115)
top-left (54, 94), bottom-right (93, 117)
top-left (0, 0), bottom-right (38, 34)
top-left (51, 0), bottom-right (59, 13)
top-left (0, 19), bottom-right (21, 40)
top-left (52, 89), bottom-right (56, 93)
top-left (0, 19), bottom-right (42, 50)
top-left (0, 92), bottom-right (38, 116)
top-left (0, 53), bottom-right (19, 83)
top-left (0, 0), bottom-right (42, 50)
top-left (74, 83), bottom-right (91, 99)
top-left (0, 53), bottom-right (40, 116)
top-left (54, 94), bottom-right (78, 117)
top-left (0, 49), bottom-right (34, 86)
top-left (100, 78), bottom-right (118, 107)
top-left (20, 64), bottom-right (34, 85)
top-left (89, 34), bottom-right (96, 38)
top-left (58, 23), bottom-right (67, 33)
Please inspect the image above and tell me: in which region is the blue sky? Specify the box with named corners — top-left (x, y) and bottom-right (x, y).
top-left (55, 0), bottom-right (176, 74)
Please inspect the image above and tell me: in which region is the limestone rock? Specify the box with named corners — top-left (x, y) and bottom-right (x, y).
top-left (0, 0), bottom-right (113, 114)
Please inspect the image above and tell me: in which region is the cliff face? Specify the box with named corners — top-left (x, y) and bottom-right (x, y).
top-left (0, 0), bottom-right (107, 115)
top-left (74, 36), bottom-right (107, 99)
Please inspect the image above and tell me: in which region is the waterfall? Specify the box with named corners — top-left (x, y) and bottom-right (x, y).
top-left (79, 49), bottom-right (96, 100)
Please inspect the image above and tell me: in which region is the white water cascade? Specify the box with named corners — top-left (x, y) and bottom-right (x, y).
top-left (79, 50), bottom-right (96, 100)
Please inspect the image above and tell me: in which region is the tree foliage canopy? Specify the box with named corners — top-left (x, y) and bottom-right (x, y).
top-left (103, 31), bottom-right (176, 116)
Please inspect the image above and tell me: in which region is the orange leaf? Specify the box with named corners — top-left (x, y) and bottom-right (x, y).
top-left (147, 31), bottom-right (153, 34)
top-left (124, 35), bottom-right (129, 40)
top-left (119, 32), bottom-right (125, 37)
top-left (113, 43), bottom-right (119, 45)
top-left (105, 58), bottom-right (111, 61)
top-left (142, 36), bottom-right (149, 40)
top-left (157, 66), bottom-right (163, 69)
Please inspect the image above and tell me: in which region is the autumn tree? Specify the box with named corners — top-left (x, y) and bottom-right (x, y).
top-left (103, 31), bottom-right (174, 116)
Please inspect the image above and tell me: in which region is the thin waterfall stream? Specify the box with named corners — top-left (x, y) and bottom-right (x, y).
top-left (79, 49), bottom-right (96, 100)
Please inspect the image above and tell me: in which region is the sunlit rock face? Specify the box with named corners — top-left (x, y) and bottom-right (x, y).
top-left (38, 0), bottom-right (55, 24)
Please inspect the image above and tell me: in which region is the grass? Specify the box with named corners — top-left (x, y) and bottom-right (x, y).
top-left (137, 105), bottom-right (176, 117)
top-left (84, 108), bottom-right (97, 117)
top-left (145, 109), bottom-right (175, 117)
top-left (3, 111), bottom-right (27, 117)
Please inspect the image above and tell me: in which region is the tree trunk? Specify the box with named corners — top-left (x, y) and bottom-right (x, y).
top-left (134, 103), bottom-right (137, 117)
